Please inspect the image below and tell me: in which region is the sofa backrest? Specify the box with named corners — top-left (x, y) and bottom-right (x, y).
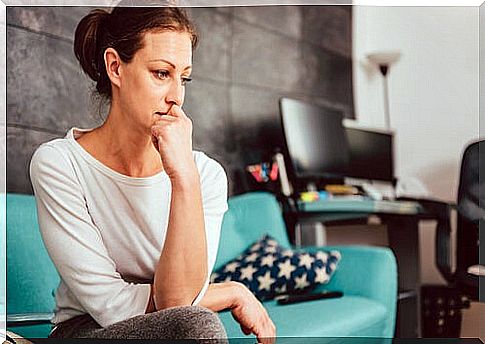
top-left (213, 192), bottom-right (291, 271)
top-left (6, 191), bottom-right (290, 311)
top-left (6, 194), bottom-right (60, 316)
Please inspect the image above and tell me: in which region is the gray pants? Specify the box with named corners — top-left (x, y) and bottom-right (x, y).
top-left (49, 305), bottom-right (228, 342)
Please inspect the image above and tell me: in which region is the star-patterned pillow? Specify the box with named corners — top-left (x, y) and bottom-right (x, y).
top-left (210, 235), bottom-right (341, 301)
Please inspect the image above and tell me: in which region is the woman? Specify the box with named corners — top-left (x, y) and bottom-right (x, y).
top-left (29, 6), bottom-right (276, 342)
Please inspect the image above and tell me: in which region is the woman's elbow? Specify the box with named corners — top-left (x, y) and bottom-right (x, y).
top-left (155, 296), bottom-right (193, 310)
top-left (154, 280), bottom-right (206, 310)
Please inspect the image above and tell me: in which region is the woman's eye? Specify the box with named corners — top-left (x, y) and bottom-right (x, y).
top-left (154, 70), bottom-right (169, 80)
top-left (182, 77), bottom-right (192, 86)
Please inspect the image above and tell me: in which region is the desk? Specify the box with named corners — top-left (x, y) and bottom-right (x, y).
top-left (282, 197), bottom-right (437, 338)
top-left (298, 198), bottom-right (422, 214)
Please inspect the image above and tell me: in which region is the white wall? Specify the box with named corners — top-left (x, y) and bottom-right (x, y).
top-left (353, 6), bottom-right (479, 202)
top-left (352, 6), bottom-right (479, 286)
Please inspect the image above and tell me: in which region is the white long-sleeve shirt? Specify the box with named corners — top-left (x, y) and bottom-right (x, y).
top-left (29, 127), bottom-right (228, 328)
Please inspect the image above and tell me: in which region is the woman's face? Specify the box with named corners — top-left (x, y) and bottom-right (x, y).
top-left (117, 30), bottom-right (193, 132)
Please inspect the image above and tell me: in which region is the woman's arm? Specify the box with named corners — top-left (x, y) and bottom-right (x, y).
top-left (147, 282), bottom-right (277, 341)
top-left (151, 105), bottom-right (226, 310)
top-left (30, 145), bottom-right (152, 328)
top-left (198, 281), bottom-right (240, 311)
top-left (153, 173), bottom-right (208, 309)
top-left (199, 282), bottom-right (276, 343)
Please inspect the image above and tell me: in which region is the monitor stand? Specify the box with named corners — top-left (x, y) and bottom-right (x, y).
top-left (301, 182), bottom-right (327, 247)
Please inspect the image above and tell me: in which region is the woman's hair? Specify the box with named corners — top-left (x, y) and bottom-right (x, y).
top-left (74, 6), bottom-right (198, 99)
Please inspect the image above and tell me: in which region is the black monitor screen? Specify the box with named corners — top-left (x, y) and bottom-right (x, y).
top-left (279, 98), bottom-right (350, 179)
top-left (345, 127), bottom-right (394, 182)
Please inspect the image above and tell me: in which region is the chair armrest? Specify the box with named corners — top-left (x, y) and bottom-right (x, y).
top-left (418, 199), bottom-right (456, 283)
top-left (299, 245), bottom-right (398, 336)
top-left (399, 197), bottom-right (456, 283)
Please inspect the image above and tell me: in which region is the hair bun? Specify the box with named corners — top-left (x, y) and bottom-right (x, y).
top-left (73, 9), bottom-right (110, 82)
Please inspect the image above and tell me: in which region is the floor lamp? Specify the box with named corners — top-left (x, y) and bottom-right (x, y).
top-left (366, 51), bottom-right (401, 129)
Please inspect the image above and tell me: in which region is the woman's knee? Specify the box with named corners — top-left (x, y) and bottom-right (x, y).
top-left (168, 305), bottom-right (227, 340)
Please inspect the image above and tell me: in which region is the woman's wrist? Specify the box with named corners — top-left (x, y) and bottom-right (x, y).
top-left (228, 281), bottom-right (249, 309)
top-left (199, 281), bottom-right (246, 312)
top-left (169, 163), bottom-right (200, 190)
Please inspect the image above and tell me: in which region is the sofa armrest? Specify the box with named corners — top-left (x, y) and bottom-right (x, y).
top-left (7, 313), bottom-right (54, 327)
top-left (301, 245), bottom-right (398, 337)
top-left (6, 313), bottom-right (54, 339)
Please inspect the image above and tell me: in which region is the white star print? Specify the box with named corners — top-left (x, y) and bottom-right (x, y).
top-left (223, 275), bottom-right (233, 283)
top-left (299, 254), bottom-right (315, 269)
top-left (250, 243), bottom-right (261, 251)
top-left (261, 254), bottom-right (277, 267)
top-left (224, 261), bottom-right (239, 273)
top-left (265, 246), bottom-right (278, 253)
top-left (267, 239), bottom-right (278, 246)
top-left (240, 264), bottom-right (258, 281)
top-left (294, 273), bottom-right (310, 289)
top-left (275, 284), bottom-right (287, 294)
top-left (315, 251), bottom-right (328, 261)
top-left (245, 252), bottom-right (259, 262)
top-left (330, 251), bottom-right (341, 260)
top-left (278, 259), bottom-right (296, 279)
top-left (314, 267), bottom-right (329, 284)
top-left (210, 273), bottom-right (219, 283)
top-left (257, 271), bottom-right (275, 291)
top-left (282, 249), bottom-right (294, 257)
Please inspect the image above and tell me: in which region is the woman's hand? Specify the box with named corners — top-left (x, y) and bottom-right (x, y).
top-left (200, 282), bottom-right (276, 343)
top-left (151, 104), bottom-right (197, 182)
top-left (230, 282), bottom-right (276, 344)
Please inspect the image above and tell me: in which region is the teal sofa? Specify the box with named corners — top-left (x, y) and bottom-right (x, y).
top-left (214, 192), bottom-right (397, 339)
top-left (6, 192), bottom-right (397, 339)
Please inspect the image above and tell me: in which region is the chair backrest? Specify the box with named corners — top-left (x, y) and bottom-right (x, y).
top-left (6, 193), bottom-right (60, 315)
top-left (456, 140), bottom-right (483, 272)
top-left (214, 192), bottom-right (290, 271)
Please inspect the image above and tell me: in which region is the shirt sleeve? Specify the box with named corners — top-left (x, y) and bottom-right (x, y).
top-left (191, 155), bottom-right (228, 305)
top-left (30, 144), bottom-right (151, 327)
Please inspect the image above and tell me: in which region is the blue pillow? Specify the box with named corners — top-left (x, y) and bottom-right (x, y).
top-left (210, 235), bottom-right (341, 301)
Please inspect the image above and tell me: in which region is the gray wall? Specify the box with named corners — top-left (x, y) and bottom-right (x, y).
top-left (6, 6), bottom-right (352, 195)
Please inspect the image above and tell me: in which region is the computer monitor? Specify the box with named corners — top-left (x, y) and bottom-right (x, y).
top-left (279, 98), bottom-right (350, 181)
top-left (344, 126), bottom-right (394, 183)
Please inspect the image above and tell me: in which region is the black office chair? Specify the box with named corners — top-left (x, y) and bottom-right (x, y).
top-left (435, 139), bottom-right (482, 297)
top-left (419, 139), bottom-right (483, 337)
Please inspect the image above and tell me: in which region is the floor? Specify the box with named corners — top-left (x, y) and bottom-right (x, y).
top-left (460, 302), bottom-right (484, 340)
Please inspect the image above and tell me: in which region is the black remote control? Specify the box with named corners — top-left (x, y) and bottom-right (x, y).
top-left (276, 291), bottom-right (343, 305)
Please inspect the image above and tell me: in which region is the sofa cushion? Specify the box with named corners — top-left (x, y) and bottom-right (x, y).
top-left (218, 295), bottom-right (388, 338)
top-left (211, 235), bottom-right (341, 300)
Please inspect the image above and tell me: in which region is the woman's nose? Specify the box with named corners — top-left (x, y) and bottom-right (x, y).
top-left (165, 78), bottom-right (184, 106)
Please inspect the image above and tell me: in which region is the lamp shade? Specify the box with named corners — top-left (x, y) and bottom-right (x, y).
top-left (366, 50), bottom-right (402, 66)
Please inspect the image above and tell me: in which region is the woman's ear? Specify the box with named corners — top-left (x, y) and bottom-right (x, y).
top-left (104, 47), bottom-right (122, 89)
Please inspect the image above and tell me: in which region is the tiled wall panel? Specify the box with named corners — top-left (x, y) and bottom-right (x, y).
top-left (7, 26), bottom-right (101, 133)
top-left (7, 126), bottom-right (61, 194)
top-left (7, 6), bottom-right (352, 195)
top-left (7, 7), bottom-right (91, 41)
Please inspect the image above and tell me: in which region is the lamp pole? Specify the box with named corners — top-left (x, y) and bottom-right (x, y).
top-left (379, 64), bottom-right (391, 129)
top-left (366, 51), bottom-right (401, 130)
